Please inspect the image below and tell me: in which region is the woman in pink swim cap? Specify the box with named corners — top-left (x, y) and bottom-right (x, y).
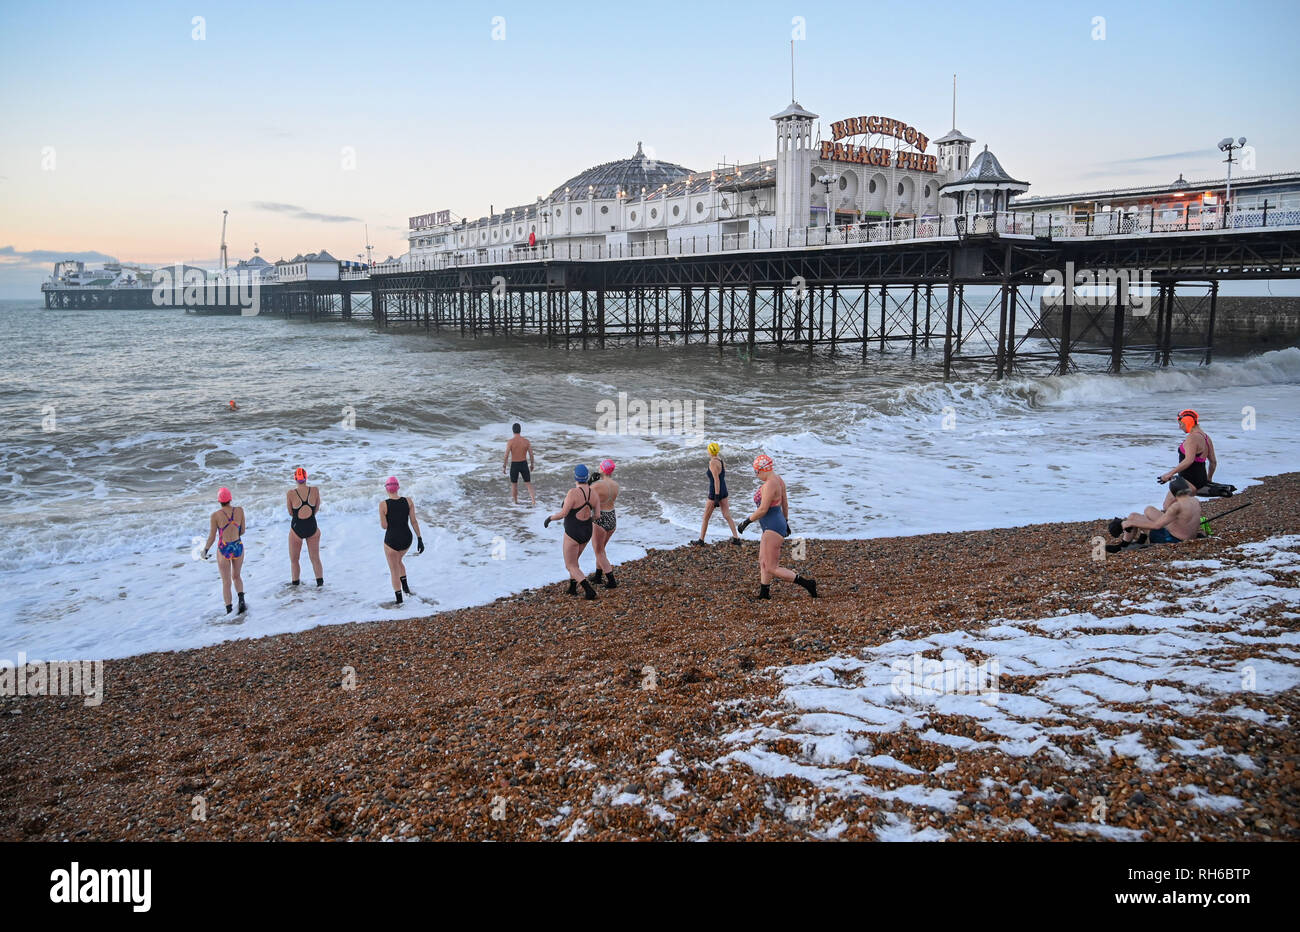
top-left (201, 486), bottom-right (247, 614)
top-left (379, 476), bottom-right (423, 605)
top-left (588, 459), bottom-right (620, 590)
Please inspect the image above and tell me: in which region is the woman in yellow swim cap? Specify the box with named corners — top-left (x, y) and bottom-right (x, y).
top-left (693, 442), bottom-right (741, 546)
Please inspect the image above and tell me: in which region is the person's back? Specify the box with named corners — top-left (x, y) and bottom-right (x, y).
top-left (1165, 493), bottom-right (1203, 541)
top-left (507, 434), bottom-right (531, 461)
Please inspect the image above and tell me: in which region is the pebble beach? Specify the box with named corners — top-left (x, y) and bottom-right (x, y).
top-left (3, 474), bottom-right (1298, 842)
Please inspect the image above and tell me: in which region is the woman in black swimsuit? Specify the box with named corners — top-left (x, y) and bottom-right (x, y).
top-left (544, 464), bottom-right (602, 599)
top-left (379, 476), bottom-right (423, 604)
top-left (286, 466), bottom-right (324, 587)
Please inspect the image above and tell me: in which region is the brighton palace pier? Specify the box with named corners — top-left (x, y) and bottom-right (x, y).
top-left (404, 101), bottom-right (1004, 264)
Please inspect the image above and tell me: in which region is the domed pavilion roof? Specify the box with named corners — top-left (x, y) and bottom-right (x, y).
top-left (547, 142), bottom-right (693, 200)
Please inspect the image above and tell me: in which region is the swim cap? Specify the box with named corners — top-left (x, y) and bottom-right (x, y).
top-left (707, 442), bottom-right (720, 457)
top-left (574, 464), bottom-right (590, 482)
top-left (1169, 474), bottom-right (1193, 496)
top-left (512, 422), bottom-right (521, 434)
top-left (294, 466), bottom-right (307, 483)
top-left (217, 487), bottom-right (232, 503)
top-left (1178, 409), bottom-right (1199, 433)
top-left (753, 454), bottom-right (774, 473)
top-left (385, 476), bottom-right (399, 491)
top-left (600, 459), bottom-right (615, 476)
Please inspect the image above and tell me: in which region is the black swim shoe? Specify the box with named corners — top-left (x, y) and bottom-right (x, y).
top-left (794, 575), bottom-right (818, 598)
top-left (604, 572), bottom-right (618, 589)
top-left (395, 590), bottom-right (403, 604)
top-left (237, 593), bottom-right (247, 614)
top-left (566, 579), bottom-right (578, 597)
top-left (730, 536), bottom-right (742, 546)
top-left (580, 579), bottom-right (598, 600)
top-left (590, 568), bottom-right (604, 584)
top-left (757, 583), bottom-right (771, 600)
top-left (1104, 541), bottom-right (1128, 554)
top-left (691, 538), bottom-right (706, 547)
top-left (400, 575), bottom-right (412, 595)
top-left (316, 577), bottom-right (324, 587)
top-left (1108, 517), bottom-right (1124, 538)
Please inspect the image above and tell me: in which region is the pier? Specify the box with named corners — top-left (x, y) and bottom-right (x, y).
top-left (43, 208), bottom-right (1300, 378)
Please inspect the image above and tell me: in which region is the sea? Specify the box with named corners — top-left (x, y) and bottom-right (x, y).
top-left (3, 298), bottom-right (1298, 660)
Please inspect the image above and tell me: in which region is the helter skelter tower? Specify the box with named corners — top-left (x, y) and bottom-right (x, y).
top-left (772, 100), bottom-right (818, 232)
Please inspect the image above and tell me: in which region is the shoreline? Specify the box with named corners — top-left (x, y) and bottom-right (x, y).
top-left (2, 474), bottom-right (1298, 841)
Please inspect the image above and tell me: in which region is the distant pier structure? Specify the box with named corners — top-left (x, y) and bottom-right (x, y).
top-left (42, 93), bottom-right (1300, 377)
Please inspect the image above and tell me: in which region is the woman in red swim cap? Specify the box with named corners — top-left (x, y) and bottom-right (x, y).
top-left (287, 466), bottom-right (324, 589)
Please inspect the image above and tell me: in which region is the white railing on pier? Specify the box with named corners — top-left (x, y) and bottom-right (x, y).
top-left (368, 203), bottom-right (1300, 276)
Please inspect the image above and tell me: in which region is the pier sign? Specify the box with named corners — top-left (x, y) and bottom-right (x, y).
top-left (410, 210), bottom-right (451, 230)
top-left (823, 115), bottom-right (938, 173)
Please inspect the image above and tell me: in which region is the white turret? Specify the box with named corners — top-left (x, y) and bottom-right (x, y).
top-left (772, 100), bottom-right (818, 232)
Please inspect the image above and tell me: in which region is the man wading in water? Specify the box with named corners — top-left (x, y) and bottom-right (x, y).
top-left (503, 422), bottom-right (536, 505)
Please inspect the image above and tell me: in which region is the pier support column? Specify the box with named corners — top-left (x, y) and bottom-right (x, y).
top-left (911, 285), bottom-right (919, 358)
top-left (683, 287), bottom-right (692, 344)
top-left (747, 285), bottom-right (757, 352)
top-left (995, 282), bottom-right (1010, 379)
top-left (943, 268), bottom-right (956, 379)
top-left (597, 287), bottom-right (606, 348)
top-left (1057, 297), bottom-right (1073, 375)
top-left (879, 284), bottom-right (887, 352)
top-left (1109, 289), bottom-right (1125, 373)
top-left (955, 284), bottom-right (966, 353)
top-left (1204, 281), bottom-right (1219, 365)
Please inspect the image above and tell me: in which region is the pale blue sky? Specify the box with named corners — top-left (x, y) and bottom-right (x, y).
top-left (1, 0), bottom-right (1297, 295)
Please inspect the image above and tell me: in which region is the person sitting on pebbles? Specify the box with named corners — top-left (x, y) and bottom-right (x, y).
top-left (1105, 475), bottom-right (1203, 552)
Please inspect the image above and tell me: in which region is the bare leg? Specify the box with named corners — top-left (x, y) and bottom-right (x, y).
top-left (563, 535), bottom-right (586, 582)
top-left (218, 556), bottom-right (233, 605)
top-left (231, 555), bottom-right (245, 609)
top-left (760, 531), bottom-right (797, 584)
top-left (305, 530), bottom-right (323, 580)
top-left (288, 531), bottom-right (303, 583)
top-left (699, 500), bottom-right (716, 540)
top-left (593, 524), bottom-right (613, 574)
top-left (384, 544), bottom-right (408, 592)
top-left (510, 480), bottom-right (519, 504)
top-left (525, 480), bottom-right (536, 506)
top-left (719, 498), bottom-right (740, 537)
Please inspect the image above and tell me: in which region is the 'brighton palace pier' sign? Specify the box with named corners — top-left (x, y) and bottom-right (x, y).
top-left (821, 116), bottom-right (938, 173)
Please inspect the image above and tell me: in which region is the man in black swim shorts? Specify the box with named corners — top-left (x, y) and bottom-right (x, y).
top-left (503, 422), bottom-right (536, 505)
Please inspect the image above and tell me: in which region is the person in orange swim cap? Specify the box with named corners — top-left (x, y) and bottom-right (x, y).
top-left (1159, 408), bottom-right (1216, 505)
top-left (735, 454), bottom-right (817, 601)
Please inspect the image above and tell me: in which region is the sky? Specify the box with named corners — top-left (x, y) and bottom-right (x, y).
top-left (1, 0), bottom-right (1298, 297)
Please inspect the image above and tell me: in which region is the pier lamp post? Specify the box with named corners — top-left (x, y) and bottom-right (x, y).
top-left (1217, 137), bottom-right (1247, 222)
top-left (818, 173), bottom-right (840, 235)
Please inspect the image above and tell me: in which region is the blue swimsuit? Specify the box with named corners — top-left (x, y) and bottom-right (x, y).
top-left (759, 504), bottom-right (789, 537)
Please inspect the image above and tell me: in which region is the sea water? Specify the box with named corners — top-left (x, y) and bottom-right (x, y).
top-left (2, 299), bottom-right (1297, 660)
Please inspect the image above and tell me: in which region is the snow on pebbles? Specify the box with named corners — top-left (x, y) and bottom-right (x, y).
top-left (718, 535), bottom-right (1300, 840)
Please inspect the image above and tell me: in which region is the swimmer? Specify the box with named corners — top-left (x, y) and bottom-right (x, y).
top-left (588, 459), bottom-right (619, 589)
top-left (544, 464), bottom-right (601, 599)
top-left (201, 486), bottom-right (247, 614)
top-left (380, 476), bottom-right (424, 604)
top-left (1107, 474), bottom-right (1203, 551)
top-left (503, 423), bottom-right (536, 505)
top-left (1158, 408), bottom-right (1218, 506)
top-left (693, 442), bottom-right (741, 546)
top-left (737, 455), bottom-right (817, 600)
top-left (286, 466), bottom-right (324, 587)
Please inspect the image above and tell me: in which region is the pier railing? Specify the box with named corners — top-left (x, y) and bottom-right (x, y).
top-left (333, 203), bottom-right (1300, 279)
